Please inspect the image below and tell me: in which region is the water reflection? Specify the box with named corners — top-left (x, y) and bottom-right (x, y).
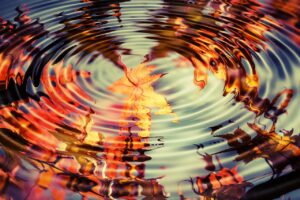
top-left (0, 0), bottom-right (299, 199)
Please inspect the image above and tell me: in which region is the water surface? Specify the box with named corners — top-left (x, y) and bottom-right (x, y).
top-left (0, 0), bottom-right (299, 199)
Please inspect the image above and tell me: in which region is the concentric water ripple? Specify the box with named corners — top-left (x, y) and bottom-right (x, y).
top-left (0, 0), bottom-right (299, 199)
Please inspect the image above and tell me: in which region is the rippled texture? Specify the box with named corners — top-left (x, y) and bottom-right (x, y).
top-left (0, 0), bottom-right (299, 199)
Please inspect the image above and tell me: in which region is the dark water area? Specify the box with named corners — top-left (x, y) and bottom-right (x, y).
top-left (0, 0), bottom-right (299, 199)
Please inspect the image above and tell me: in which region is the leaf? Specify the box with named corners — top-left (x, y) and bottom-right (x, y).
top-left (108, 63), bottom-right (177, 137)
top-left (218, 128), bottom-right (251, 148)
top-left (248, 123), bottom-right (300, 157)
top-left (215, 122), bottom-right (300, 174)
top-left (191, 159), bottom-right (251, 200)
